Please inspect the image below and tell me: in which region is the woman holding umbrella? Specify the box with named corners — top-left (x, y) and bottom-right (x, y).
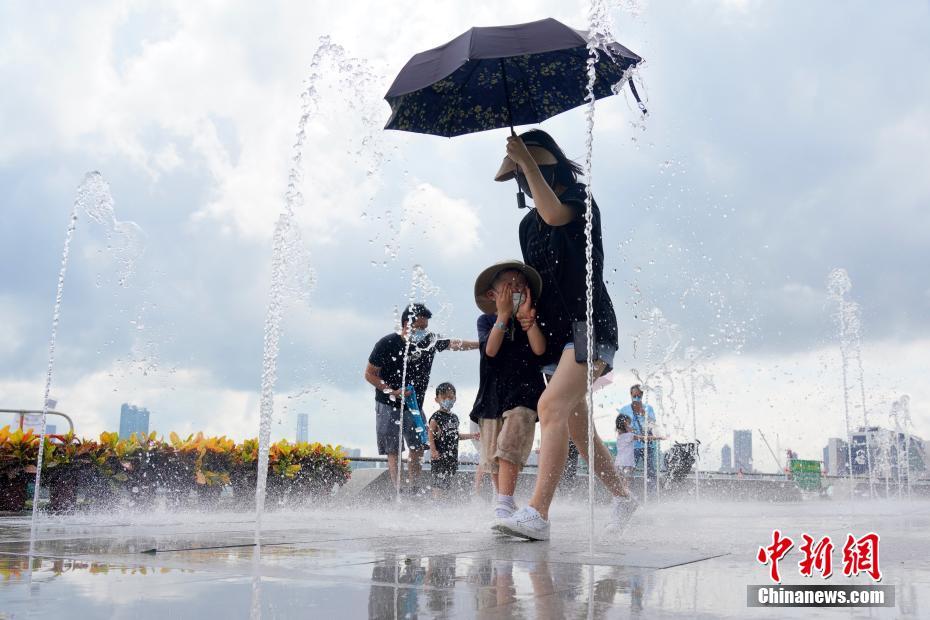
top-left (492, 129), bottom-right (637, 541)
top-left (382, 17), bottom-right (647, 539)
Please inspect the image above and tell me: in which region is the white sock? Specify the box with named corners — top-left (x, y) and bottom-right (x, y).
top-left (496, 494), bottom-right (516, 507)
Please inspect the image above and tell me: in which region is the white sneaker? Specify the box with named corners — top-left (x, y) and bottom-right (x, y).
top-left (492, 506), bottom-right (550, 541)
top-left (490, 502), bottom-right (516, 534)
top-left (606, 496), bottom-right (639, 534)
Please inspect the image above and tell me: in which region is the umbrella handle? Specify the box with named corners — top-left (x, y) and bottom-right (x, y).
top-left (510, 122), bottom-right (526, 208)
top-left (498, 61), bottom-right (526, 208)
top-left (628, 80), bottom-right (648, 116)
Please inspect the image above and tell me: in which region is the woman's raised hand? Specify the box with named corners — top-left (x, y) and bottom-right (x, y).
top-left (506, 135), bottom-right (533, 169)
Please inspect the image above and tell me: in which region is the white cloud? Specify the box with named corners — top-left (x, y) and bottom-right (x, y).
top-left (0, 296), bottom-right (30, 359)
top-left (400, 182), bottom-right (482, 260)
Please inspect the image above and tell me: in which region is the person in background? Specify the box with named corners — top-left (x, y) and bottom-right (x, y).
top-left (365, 303), bottom-right (478, 491)
top-left (616, 384), bottom-right (666, 495)
top-left (614, 413), bottom-right (636, 486)
top-left (428, 382), bottom-right (479, 500)
top-left (470, 419), bottom-right (493, 496)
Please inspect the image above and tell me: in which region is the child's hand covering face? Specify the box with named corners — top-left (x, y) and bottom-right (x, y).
top-left (493, 281), bottom-right (515, 316)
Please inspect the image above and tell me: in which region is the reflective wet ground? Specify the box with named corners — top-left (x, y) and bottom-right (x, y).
top-left (1, 499), bottom-right (928, 618)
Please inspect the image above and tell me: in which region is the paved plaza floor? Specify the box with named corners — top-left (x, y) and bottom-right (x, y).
top-left (0, 498), bottom-right (928, 618)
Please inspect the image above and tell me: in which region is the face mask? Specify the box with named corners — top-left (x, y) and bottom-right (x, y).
top-left (440, 398), bottom-right (455, 411)
top-left (515, 165), bottom-right (557, 198)
top-left (410, 329), bottom-right (428, 344)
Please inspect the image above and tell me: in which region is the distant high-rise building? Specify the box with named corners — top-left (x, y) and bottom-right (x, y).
top-left (720, 444), bottom-right (732, 472)
top-left (296, 414), bottom-right (309, 443)
top-left (850, 427), bottom-right (927, 478)
top-left (118, 404), bottom-right (150, 439)
top-left (733, 430), bottom-right (753, 473)
top-left (908, 436), bottom-right (928, 474)
top-left (823, 437), bottom-right (849, 476)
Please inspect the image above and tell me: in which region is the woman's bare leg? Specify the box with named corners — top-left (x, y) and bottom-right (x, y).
top-left (527, 348), bottom-right (590, 520)
top-left (566, 396), bottom-right (630, 498)
top-left (527, 348), bottom-right (630, 519)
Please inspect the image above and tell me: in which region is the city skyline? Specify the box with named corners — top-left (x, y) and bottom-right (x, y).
top-left (118, 404), bottom-right (150, 440)
top-left (720, 443), bottom-right (732, 473)
top-left (733, 430), bottom-right (753, 474)
top-left (296, 413), bottom-right (309, 444)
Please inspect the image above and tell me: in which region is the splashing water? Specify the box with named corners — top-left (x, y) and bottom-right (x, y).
top-left (82, 177), bottom-right (146, 288)
top-left (889, 395), bottom-right (912, 500)
top-left (630, 308), bottom-right (682, 503)
top-left (582, 0), bottom-right (609, 556)
top-left (29, 203), bottom-right (77, 536)
top-left (394, 267), bottom-right (421, 498)
top-left (389, 264), bottom-right (451, 497)
top-left (30, 172), bottom-right (140, 539)
top-left (253, 37), bottom-right (381, 532)
top-left (686, 350), bottom-right (700, 502)
top-left (583, 0), bottom-right (650, 552)
top-left (827, 268), bottom-right (875, 499)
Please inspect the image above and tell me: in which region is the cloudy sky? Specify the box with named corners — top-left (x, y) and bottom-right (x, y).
top-left (1, 0), bottom-right (928, 472)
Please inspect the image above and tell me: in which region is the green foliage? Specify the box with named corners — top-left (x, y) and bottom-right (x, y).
top-left (0, 426), bottom-right (352, 510)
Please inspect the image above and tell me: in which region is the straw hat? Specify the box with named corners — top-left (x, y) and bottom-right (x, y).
top-left (493, 145), bottom-right (558, 182)
top-left (473, 260), bottom-right (543, 314)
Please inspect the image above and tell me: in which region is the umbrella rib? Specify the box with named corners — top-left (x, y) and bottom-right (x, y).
top-left (459, 59), bottom-right (483, 92)
top-left (449, 59), bottom-right (484, 136)
top-left (502, 56), bottom-right (540, 126)
top-left (548, 46), bottom-right (622, 102)
top-left (443, 60), bottom-right (481, 137)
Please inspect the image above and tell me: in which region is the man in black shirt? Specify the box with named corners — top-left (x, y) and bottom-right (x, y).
top-left (365, 303), bottom-right (478, 490)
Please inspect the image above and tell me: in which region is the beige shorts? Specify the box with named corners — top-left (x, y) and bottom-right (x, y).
top-left (478, 406), bottom-right (537, 473)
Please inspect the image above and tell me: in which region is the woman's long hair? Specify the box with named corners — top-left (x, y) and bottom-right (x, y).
top-left (519, 129), bottom-right (584, 188)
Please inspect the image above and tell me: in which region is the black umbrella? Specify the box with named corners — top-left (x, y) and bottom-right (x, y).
top-left (384, 17), bottom-right (646, 138)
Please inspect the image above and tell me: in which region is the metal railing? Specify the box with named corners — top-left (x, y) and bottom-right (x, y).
top-left (0, 409), bottom-right (75, 435)
top-left (345, 456), bottom-right (928, 482)
top-left (347, 455), bottom-right (538, 469)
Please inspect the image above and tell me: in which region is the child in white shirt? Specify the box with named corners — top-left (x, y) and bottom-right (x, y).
top-left (615, 414), bottom-right (636, 481)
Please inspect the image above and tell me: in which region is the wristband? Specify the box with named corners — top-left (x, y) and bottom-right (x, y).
top-left (495, 321), bottom-right (507, 331)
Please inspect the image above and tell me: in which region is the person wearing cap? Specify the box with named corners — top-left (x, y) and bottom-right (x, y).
top-left (616, 384), bottom-right (665, 495)
top-left (491, 130), bottom-right (636, 541)
top-left (469, 260), bottom-right (546, 525)
top-left (365, 303), bottom-right (478, 491)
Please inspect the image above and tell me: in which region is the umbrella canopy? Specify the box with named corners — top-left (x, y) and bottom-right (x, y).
top-left (384, 17), bottom-right (645, 138)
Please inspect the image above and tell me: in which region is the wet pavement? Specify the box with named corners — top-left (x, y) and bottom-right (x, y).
top-left (0, 499), bottom-right (928, 618)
